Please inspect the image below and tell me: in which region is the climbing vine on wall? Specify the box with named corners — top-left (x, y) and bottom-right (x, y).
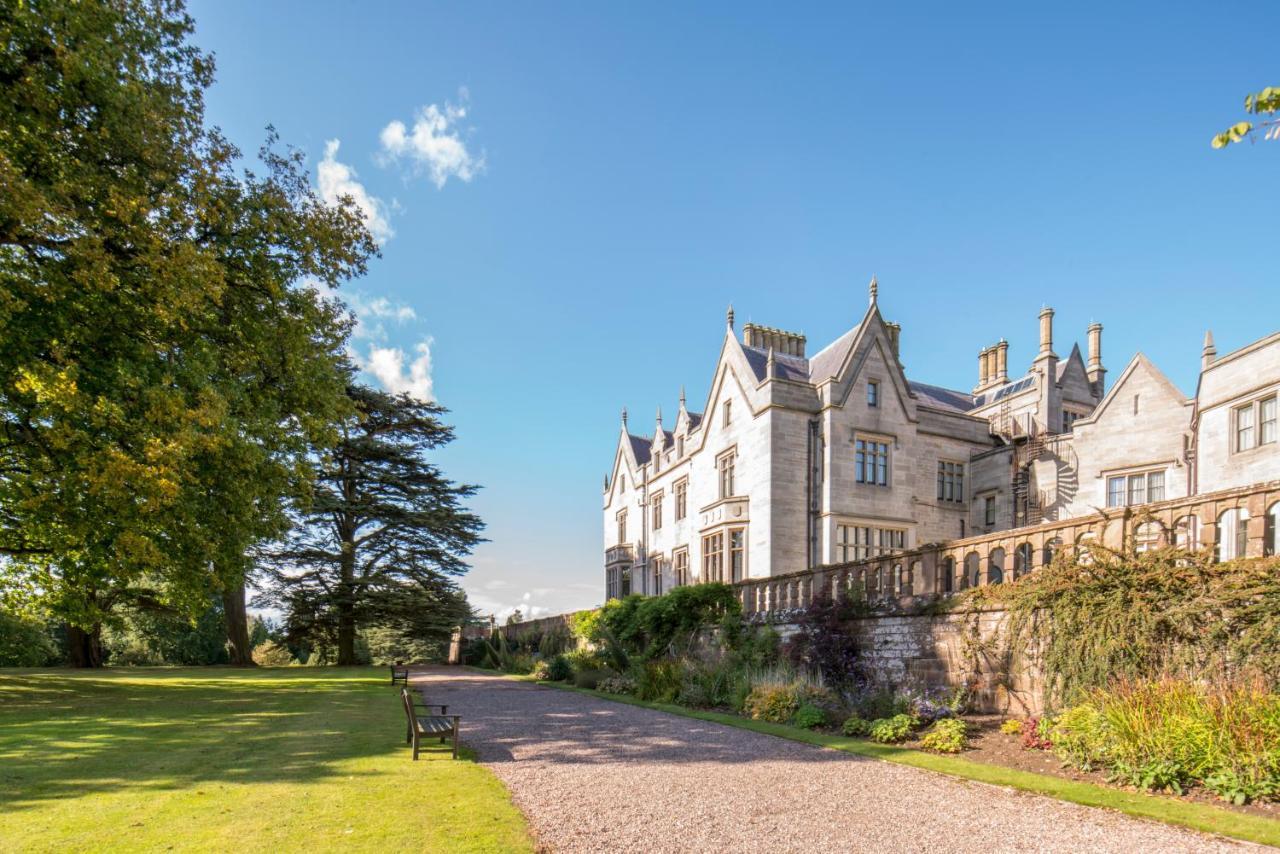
top-left (969, 547), bottom-right (1280, 707)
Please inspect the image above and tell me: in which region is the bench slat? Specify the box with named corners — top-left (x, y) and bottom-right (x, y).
top-left (415, 716), bottom-right (455, 734)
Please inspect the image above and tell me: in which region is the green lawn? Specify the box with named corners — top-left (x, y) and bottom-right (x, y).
top-left (0, 668), bottom-right (532, 853)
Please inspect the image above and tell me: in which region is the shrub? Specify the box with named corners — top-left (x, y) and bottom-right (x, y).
top-left (538, 627), bottom-right (573, 658)
top-left (920, 718), bottom-right (968, 753)
top-left (744, 684), bottom-right (800, 724)
top-left (597, 675), bottom-right (636, 695)
top-left (869, 714), bottom-right (916, 743)
top-left (635, 659), bottom-right (684, 703)
top-left (1000, 719), bottom-right (1025, 736)
top-left (564, 648), bottom-right (605, 673)
top-left (785, 588), bottom-right (867, 689)
top-left (678, 658), bottom-right (743, 709)
top-left (253, 640), bottom-right (294, 667)
top-left (598, 584), bottom-right (742, 660)
top-left (842, 715), bottom-right (871, 737)
top-left (1049, 704), bottom-right (1110, 770)
top-left (573, 668), bottom-right (610, 690)
top-left (852, 689), bottom-right (912, 721)
top-left (1022, 716), bottom-right (1053, 750)
top-left (543, 654), bottom-right (573, 681)
top-left (793, 703), bottom-right (826, 730)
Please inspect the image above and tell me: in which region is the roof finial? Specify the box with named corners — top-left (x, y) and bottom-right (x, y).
top-left (726, 303), bottom-right (735, 329)
top-left (869, 275), bottom-right (878, 306)
top-left (621, 406), bottom-right (628, 427)
top-left (1202, 330), bottom-right (1217, 370)
top-left (679, 385), bottom-right (686, 407)
top-left (656, 405), bottom-right (662, 424)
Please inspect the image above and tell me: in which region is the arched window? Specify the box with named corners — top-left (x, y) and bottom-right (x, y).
top-left (1266, 503), bottom-right (1278, 557)
top-left (1215, 508), bottom-right (1250, 561)
top-left (1014, 543), bottom-right (1032, 579)
top-left (1042, 537), bottom-right (1061, 567)
top-left (987, 548), bottom-right (1005, 585)
top-left (1173, 515), bottom-right (1200, 551)
top-left (939, 557), bottom-right (955, 594)
top-left (907, 560), bottom-right (921, 596)
top-left (1134, 521), bottom-right (1164, 553)
top-left (964, 552), bottom-right (981, 588)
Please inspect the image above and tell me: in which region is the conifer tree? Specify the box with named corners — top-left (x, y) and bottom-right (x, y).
top-left (263, 385), bottom-right (483, 666)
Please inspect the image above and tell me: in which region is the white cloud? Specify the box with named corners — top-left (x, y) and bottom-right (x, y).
top-left (318, 139), bottom-right (394, 243)
top-left (344, 292), bottom-right (417, 341)
top-left (467, 589), bottom-right (552, 623)
top-left (361, 339), bottom-right (434, 402)
top-left (379, 92), bottom-right (484, 189)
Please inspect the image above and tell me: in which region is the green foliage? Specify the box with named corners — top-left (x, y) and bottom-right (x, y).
top-left (634, 659), bottom-right (684, 703)
top-left (785, 587), bottom-right (867, 689)
top-left (975, 549), bottom-right (1280, 707)
top-left (251, 640), bottom-right (294, 666)
top-left (744, 684), bottom-right (800, 724)
top-left (1212, 86), bottom-right (1280, 148)
top-left (573, 668), bottom-right (610, 690)
top-left (920, 718), bottom-right (968, 753)
top-left (1050, 678), bottom-right (1280, 803)
top-left (868, 714), bottom-right (916, 743)
top-left (1000, 718), bottom-right (1025, 736)
top-left (0, 0), bottom-right (373, 661)
top-left (596, 675), bottom-right (637, 695)
top-left (596, 584), bottom-right (741, 660)
top-left (103, 599), bottom-right (231, 666)
top-left (568, 609), bottom-right (602, 643)
top-left (537, 626), bottom-right (573, 658)
top-left (742, 665), bottom-right (833, 724)
top-left (0, 610), bottom-right (58, 667)
top-left (531, 655), bottom-right (573, 682)
top-left (361, 624), bottom-right (446, 665)
top-left (792, 703), bottom-right (826, 730)
top-left (851, 689), bottom-right (913, 721)
top-left (841, 715), bottom-right (871, 737)
top-left (263, 385), bottom-right (483, 665)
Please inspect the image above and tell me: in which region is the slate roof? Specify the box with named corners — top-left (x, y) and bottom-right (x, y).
top-left (741, 345), bottom-right (811, 382)
top-left (907, 381), bottom-right (976, 414)
top-left (627, 433), bottom-right (652, 464)
top-left (806, 323), bottom-right (862, 381)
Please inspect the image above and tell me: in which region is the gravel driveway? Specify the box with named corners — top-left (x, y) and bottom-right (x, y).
top-left (414, 668), bottom-right (1255, 853)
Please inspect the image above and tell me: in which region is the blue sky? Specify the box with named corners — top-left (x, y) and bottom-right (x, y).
top-left (190, 1), bottom-right (1278, 619)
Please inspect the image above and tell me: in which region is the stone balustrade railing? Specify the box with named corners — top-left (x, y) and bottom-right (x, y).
top-left (733, 480), bottom-right (1280, 620)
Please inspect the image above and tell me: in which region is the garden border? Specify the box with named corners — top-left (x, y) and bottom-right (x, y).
top-left (466, 667), bottom-right (1280, 849)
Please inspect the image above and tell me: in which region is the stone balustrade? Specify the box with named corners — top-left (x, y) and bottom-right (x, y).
top-left (733, 480), bottom-right (1280, 620)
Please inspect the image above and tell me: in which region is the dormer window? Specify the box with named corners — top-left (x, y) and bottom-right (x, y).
top-left (867, 381), bottom-right (879, 407)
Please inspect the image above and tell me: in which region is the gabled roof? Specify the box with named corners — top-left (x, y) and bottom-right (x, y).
top-left (908, 380), bottom-right (976, 414)
top-left (1056, 342), bottom-right (1086, 383)
top-left (1081, 352), bottom-right (1187, 426)
top-left (627, 433), bottom-right (652, 465)
top-left (741, 345), bottom-right (811, 382)
top-left (807, 322), bottom-right (863, 381)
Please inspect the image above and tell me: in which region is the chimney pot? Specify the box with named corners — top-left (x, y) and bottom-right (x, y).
top-left (1038, 307), bottom-right (1056, 358)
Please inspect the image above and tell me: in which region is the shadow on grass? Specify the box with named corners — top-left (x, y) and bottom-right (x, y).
top-left (0, 667), bottom-right (427, 811)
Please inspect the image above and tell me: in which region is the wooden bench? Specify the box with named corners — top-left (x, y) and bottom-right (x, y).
top-left (390, 664), bottom-right (410, 686)
top-left (400, 687), bottom-right (460, 760)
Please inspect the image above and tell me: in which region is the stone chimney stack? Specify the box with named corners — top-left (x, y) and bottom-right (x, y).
top-left (885, 322), bottom-right (901, 364)
top-left (1202, 330), bottom-right (1217, 371)
top-left (1086, 322), bottom-right (1105, 397)
top-left (1034, 307), bottom-right (1061, 434)
top-left (1038, 307), bottom-right (1056, 359)
top-left (995, 339), bottom-right (1009, 384)
top-left (742, 323), bottom-right (806, 357)
top-left (978, 347), bottom-right (991, 388)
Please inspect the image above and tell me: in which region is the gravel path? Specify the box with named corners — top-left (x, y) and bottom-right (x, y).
top-left (414, 668), bottom-right (1256, 853)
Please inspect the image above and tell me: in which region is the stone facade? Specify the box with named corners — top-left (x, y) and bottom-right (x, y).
top-left (604, 279), bottom-right (1280, 600)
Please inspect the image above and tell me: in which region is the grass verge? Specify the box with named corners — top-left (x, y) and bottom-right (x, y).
top-left (0, 667), bottom-right (533, 853)
top-left (474, 667), bottom-right (1280, 849)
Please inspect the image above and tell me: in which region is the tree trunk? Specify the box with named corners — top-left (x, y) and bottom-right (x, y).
top-left (336, 599), bottom-right (357, 665)
top-left (222, 582), bottom-right (256, 667)
top-left (67, 623), bottom-right (104, 668)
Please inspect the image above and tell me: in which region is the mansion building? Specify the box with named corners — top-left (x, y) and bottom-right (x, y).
top-left (602, 279), bottom-right (1280, 600)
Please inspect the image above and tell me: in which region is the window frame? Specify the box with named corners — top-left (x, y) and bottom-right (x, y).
top-left (616, 509), bottom-right (628, 544)
top-left (867, 380), bottom-right (879, 408)
top-left (983, 495), bottom-right (996, 527)
top-left (702, 532), bottom-right (724, 583)
top-left (1105, 468), bottom-right (1167, 508)
top-left (716, 449), bottom-right (736, 498)
top-left (673, 547), bottom-right (689, 586)
top-left (674, 478), bottom-right (688, 521)
top-left (937, 460), bottom-right (965, 503)
top-left (855, 436), bottom-right (890, 486)
top-left (651, 491), bottom-right (664, 530)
